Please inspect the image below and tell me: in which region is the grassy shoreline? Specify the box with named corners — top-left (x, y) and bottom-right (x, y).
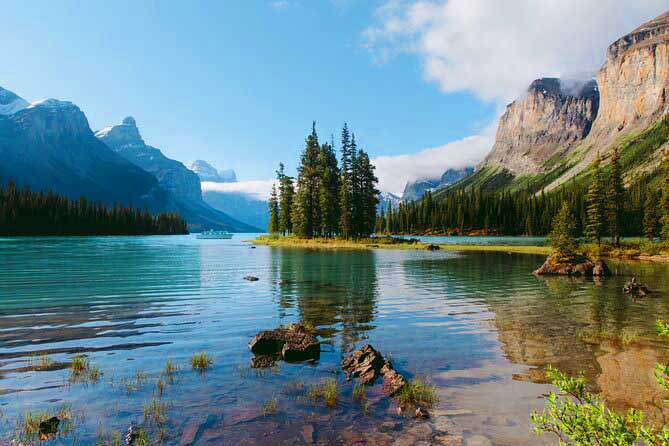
top-left (250, 235), bottom-right (669, 262)
top-left (250, 235), bottom-right (551, 255)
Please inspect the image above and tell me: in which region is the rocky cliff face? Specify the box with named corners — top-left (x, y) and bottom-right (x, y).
top-left (586, 12), bottom-right (669, 144)
top-left (96, 117), bottom-right (202, 202)
top-left (481, 78), bottom-right (599, 176)
top-left (0, 87), bottom-right (28, 116)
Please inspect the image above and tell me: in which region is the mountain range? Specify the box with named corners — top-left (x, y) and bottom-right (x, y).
top-left (439, 11), bottom-right (669, 197)
top-left (0, 87), bottom-right (258, 232)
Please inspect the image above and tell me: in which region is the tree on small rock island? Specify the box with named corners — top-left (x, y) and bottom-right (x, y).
top-left (607, 146), bottom-right (625, 246)
top-left (548, 202), bottom-right (579, 263)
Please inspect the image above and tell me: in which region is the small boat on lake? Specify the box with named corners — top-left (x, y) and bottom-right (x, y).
top-left (197, 230), bottom-right (233, 239)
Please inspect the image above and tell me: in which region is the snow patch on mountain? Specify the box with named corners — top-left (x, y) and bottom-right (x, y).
top-left (201, 180), bottom-right (276, 201)
top-left (0, 86), bottom-right (29, 115)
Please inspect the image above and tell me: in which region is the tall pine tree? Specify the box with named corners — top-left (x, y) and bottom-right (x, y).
top-left (339, 123), bottom-right (353, 239)
top-left (661, 150), bottom-right (669, 243)
top-left (268, 183), bottom-right (279, 233)
top-left (585, 153), bottom-right (606, 247)
top-left (293, 123), bottom-right (321, 237)
top-left (276, 163), bottom-right (294, 235)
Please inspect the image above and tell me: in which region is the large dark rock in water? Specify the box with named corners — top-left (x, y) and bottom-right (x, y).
top-left (249, 323), bottom-right (319, 364)
top-left (342, 344), bottom-right (407, 396)
top-left (533, 256), bottom-right (611, 277)
top-left (38, 416), bottom-right (60, 440)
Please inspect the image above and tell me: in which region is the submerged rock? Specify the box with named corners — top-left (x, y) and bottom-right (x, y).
top-left (533, 256), bottom-right (611, 277)
top-left (426, 244), bottom-right (440, 251)
top-left (244, 276), bottom-right (259, 281)
top-left (342, 344), bottom-right (408, 396)
top-left (623, 276), bottom-right (651, 297)
top-left (38, 416), bottom-right (60, 440)
top-left (249, 323), bottom-right (319, 365)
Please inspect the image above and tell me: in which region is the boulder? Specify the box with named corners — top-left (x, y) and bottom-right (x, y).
top-left (244, 276), bottom-right (259, 282)
top-left (341, 344), bottom-right (386, 385)
top-left (342, 344), bottom-right (408, 395)
top-left (38, 416), bottom-right (60, 441)
top-left (533, 255), bottom-right (611, 277)
top-left (623, 276), bottom-right (651, 297)
top-left (249, 323), bottom-right (319, 365)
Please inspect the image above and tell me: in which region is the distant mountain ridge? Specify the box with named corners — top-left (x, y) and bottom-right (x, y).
top-left (402, 167), bottom-right (474, 201)
top-left (191, 160), bottom-right (237, 183)
top-left (96, 117), bottom-right (258, 232)
top-left (0, 90), bottom-right (170, 210)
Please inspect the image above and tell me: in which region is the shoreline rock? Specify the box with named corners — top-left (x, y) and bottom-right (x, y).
top-left (533, 255), bottom-right (611, 277)
top-left (623, 277), bottom-right (651, 297)
top-left (342, 344), bottom-right (408, 397)
top-left (249, 323), bottom-right (320, 365)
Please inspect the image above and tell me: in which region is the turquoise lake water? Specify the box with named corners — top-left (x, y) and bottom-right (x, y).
top-left (1, 235), bottom-right (668, 445)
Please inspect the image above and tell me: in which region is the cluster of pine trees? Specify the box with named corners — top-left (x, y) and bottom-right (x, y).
top-left (268, 123), bottom-right (379, 239)
top-left (378, 148), bottom-right (669, 243)
top-left (0, 182), bottom-right (188, 236)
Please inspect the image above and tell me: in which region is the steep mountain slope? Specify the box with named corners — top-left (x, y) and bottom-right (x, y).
top-left (451, 12), bottom-right (669, 195)
top-left (0, 93), bottom-right (170, 209)
top-left (97, 118), bottom-right (258, 232)
top-left (0, 87), bottom-right (28, 116)
top-left (202, 190), bottom-right (268, 230)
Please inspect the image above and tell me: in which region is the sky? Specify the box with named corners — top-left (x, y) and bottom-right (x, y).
top-left (2, 0), bottom-right (667, 196)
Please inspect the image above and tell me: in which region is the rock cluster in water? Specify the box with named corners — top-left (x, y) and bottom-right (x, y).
top-left (533, 256), bottom-right (611, 277)
top-left (623, 276), bottom-right (651, 297)
top-left (249, 323), bottom-right (320, 366)
top-left (341, 344), bottom-right (407, 397)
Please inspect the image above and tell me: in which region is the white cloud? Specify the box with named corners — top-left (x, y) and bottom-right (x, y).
top-left (365, 0), bottom-right (668, 104)
top-left (201, 180), bottom-right (276, 201)
top-left (372, 123), bottom-right (495, 195)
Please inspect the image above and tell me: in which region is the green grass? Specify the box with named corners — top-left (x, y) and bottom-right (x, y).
top-left (190, 352), bottom-right (213, 372)
top-left (164, 358), bottom-right (179, 383)
top-left (395, 378), bottom-right (438, 408)
top-left (69, 355), bottom-right (102, 384)
top-left (307, 379), bottom-right (339, 408)
top-left (352, 383), bottom-right (366, 402)
top-left (143, 398), bottom-right (169, 425)
top-left (94, 427), bottom-right (122, 446)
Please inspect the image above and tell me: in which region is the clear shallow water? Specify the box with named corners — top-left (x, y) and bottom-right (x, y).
top-left (393, 235), bottom-right (547, 246)
top-left (1, 235), bottom-right (669, 445)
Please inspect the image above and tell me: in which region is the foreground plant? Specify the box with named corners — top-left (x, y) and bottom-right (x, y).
top-left (531, 366), bottom-right (669, 445)
top-left (69, 355), bottom-right (102, 384)
top-left (395, 378), bottom-right (438, 408)
top-left (307, 379), bottom-right (338, 408)
top-left (190, 352), bottom-right (213, 372)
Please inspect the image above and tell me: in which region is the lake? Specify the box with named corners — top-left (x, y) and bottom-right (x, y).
top-left (1, 235), bottom-right (668, 446)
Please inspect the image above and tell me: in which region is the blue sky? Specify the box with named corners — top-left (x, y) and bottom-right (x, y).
top-left (0, 1), bottom-right (493, 185)
top-left (2, 0), bottom-right (666, 195)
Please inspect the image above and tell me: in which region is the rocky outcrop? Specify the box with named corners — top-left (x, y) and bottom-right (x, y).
top-left (97, 117), bottom-right (202, 202)
top-left (590, 12), bottom-right (669, 142)
top-left (481, 78), bottom-right (599, 176)
top-left (623, 277), bottom-right (651, 297)
top-left (190, 160), bottom-right (237, 183)
top-left (249, 323), bottom-right (320, 363)
top-left (341, 344), bottom-right (407, 396)
top-left (533, 256), bottom-right (611, 277)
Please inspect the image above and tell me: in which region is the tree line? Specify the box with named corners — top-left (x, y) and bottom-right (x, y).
top-left (268, 123), bottom-right (379, 239)
top-left (0, 182), bottom-right (188, 236)
top-left (377, 148), bottom-right (669, 244)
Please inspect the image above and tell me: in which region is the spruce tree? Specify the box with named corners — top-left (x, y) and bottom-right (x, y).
top-left (608, 147), bottom-right (625, 246)
top-left (357, 149), bottom-right (379, 237)
top-left (276, 163), bottom-right (294, 235)
top-left (317, 141), bottom-right (340, 237)
top-left (293, 123), bottom-right (321, 237)
top-left (585, 153), bottom-right (606, 247)
top-left (643, 190), bottom-right (658, 240)
top-left (339, 124), bottom-right (352, 239)
top-left (268, 183), bottom-right (279, 233)
top-left (548, 202), bottom-right (578, 262)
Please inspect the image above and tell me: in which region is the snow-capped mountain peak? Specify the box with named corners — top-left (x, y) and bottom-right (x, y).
top-left (0, 86), bottom-right (29, 116)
